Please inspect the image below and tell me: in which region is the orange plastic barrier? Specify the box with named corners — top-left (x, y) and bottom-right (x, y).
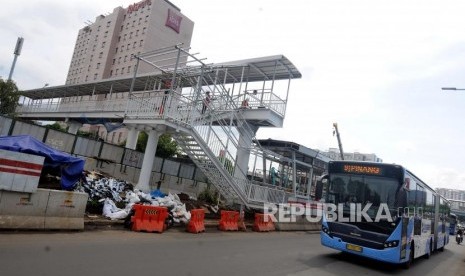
top-left (187, 209), bottom-right (205, 233)
top-left (131, 204), bottom-right (169, 233)
top-left (253, 213), bottom-right (275, 232)
top-left (218, 210), bottom-right (239, 231)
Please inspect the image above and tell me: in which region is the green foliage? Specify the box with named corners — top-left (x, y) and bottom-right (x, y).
top-left (136, 132), bottom-right (179, 158)
top-left (136, 131), bottom-right (148, 152)
top-left (197, 186), bottom-right (218, 204)
top-left (0, 78), bottom-right (20, 115)
top-left (156, 133), bottom-right (179, 158)
top-left (47, 122), bottom-right (66, 132)
top-left (77, 130), bottom-right (93, 138)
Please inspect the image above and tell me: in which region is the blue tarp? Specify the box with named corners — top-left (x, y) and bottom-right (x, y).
top-left (0, 135), bottom-right (85, 191)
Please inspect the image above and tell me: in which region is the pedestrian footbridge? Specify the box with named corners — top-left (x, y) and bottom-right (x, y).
top-left (16, 45), bottom-right (305, 209)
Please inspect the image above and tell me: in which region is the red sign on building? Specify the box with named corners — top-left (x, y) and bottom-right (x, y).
top-left (165, 9), bottom-right (182, 33)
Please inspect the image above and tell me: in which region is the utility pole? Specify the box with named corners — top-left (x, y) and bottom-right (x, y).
top-left (8, 37), bottom-right (24, 81)
top-left (332, 123), bottom-right (344, 160)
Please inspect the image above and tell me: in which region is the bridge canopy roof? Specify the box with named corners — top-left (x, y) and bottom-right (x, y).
top-left (20, 55), bottom-right (301, 100)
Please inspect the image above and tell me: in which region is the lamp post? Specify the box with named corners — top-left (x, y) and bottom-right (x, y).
top-left (442, 87), bottom-right (465, 91)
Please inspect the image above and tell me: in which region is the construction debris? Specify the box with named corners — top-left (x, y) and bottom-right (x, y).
top-left (76, 171), bottom-right (191, 226)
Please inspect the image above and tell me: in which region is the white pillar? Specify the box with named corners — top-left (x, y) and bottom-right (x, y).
top-left (136, 127), bottom-right (162, 192)
top-left (125, 125), bottom-right (139, 150)
top-left (67, 121), bottom-right (82, 135)
top-left (234, 123), bottom-right (258, 180)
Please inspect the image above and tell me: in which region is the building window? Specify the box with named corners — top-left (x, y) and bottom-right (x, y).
top-left (124, 55), bottom-right (127, 62)
top-left (129, 32), bottom-right (133, 39)
top-left (118, 36), bottom-right (121, 42)
top-left (140, 40), bottom-right (143, 47)
top-left (133, 42), bottom-right (137, 48)
top-left (94, 73), bottom-right (98, 80)
top-left (96, 63), bottom-right (100, 69)
top-left (118, 57), bottom-right (122, 64)
top-left (142, 27), bottom-right (146, 34)
top-left (99, 52), bottom-right (103, 58)
top-left (121, 25), bottom-right (124, 31)
top-left (127, 66), bottom-right (131, 73)
top-left (121, 67), bottom-right (125, 73)
top-left (124, 34), bottom-right (127, 41)
top-left (104, 31), bottom-right (108, 38)
top-left (136, 30), bottom-right (139, 36)
top-left (115, 47), bottom-right (118, 53)
top-left (132, 20), bottom-right (135, 27)
top-left (112, 58), bottom-right (115, 65)
top-left (110, 70), bottom-right (113, 77)
top-left (127, 43), bottom-right (130, 50)
top-left (115, 69), bottom-right (119, 75)
top-left (145, 15), bottom-right (149, 22)
top-left (106, 21), bottom-right (111, 27)
top-left (138, 18), bottom-right (142, 25)
top-left (101, 41), bottom-right (106, 48)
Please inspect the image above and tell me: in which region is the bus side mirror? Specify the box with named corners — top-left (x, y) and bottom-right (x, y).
top-left (315, 175), bottom-right (328, 201)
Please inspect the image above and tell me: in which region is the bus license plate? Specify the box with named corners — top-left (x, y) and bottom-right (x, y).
top-left (346, 243), bottom-right (363, 252)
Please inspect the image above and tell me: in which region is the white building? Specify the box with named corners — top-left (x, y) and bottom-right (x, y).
top-left (65, 0), bottom-right (194, 144)
top-left (436, 188), bottom-right (465, 201)
top-left (66, 0), bottom-right (194, 85)
top-left (324, 148), bottom-right (383, 162)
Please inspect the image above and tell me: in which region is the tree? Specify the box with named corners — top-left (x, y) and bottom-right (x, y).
top-left (0, 78), bottom-right (20, 115)
top-left (136, 131), bottom-right (179, 158)
top-left (156, 133), bottom-right (179, 158)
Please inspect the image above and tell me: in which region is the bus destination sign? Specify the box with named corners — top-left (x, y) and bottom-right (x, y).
top-left (343, 165), bottom-right (381, 175)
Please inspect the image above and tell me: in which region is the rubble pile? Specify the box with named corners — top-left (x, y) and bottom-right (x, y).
top-left (76, 171), bottom-right (191, 225)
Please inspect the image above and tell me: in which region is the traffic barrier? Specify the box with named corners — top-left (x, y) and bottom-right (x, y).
top-left (44, 189), bottom-right (88, 230)
top-left (218, 210), bottom-right (239, 231)
top-left (187, 209), bottom-right (205, 233)
top-left (131, 205), bottom-right (169, 233)
top-left (253, 213), bottom-right (275, 232)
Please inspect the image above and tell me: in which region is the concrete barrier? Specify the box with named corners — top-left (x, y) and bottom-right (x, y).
top-left (45, 189), bottom-right (88, 230)
top-left (0, 189), bottom-right (88, 230)
top-left (0, 189), bottom-right (49, 229)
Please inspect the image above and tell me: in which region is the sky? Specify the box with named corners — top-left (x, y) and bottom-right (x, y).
top-left (1, 0), bottom-right (465, 190)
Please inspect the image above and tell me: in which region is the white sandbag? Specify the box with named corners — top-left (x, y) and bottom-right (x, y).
top-left (107, 209), bottom-right (129, 220)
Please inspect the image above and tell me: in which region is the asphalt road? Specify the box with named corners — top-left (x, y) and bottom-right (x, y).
top-left (0, 229), bottom-right (464, 276)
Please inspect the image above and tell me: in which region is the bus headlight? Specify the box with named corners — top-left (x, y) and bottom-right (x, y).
top-left (322, 226), bottom-right (331, 235)
top-left (383, 240), bottom-right (399, 248)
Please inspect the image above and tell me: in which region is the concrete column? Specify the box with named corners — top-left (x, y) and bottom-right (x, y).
top-left (125, 125), bottom-right (139, 150)
top-left (234, 123), bottom-right (258, 180)
top-left (136, 126), bottom-right (164, 192)
top-left (67, 121), bottom-right (82, 135)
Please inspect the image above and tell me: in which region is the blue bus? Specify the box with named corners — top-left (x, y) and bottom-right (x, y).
top-left (319, 161), bottom-right (450, 269)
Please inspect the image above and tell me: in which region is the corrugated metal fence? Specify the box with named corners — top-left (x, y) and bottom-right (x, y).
top-left (0, 116), bottom-right (210, 198)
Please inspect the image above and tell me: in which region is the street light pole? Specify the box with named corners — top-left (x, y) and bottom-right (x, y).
top-left (442, 87), bottom-right (465, 91)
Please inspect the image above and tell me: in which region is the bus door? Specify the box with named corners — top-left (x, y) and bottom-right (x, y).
top-left (400, 206), bottom-right (412, 259)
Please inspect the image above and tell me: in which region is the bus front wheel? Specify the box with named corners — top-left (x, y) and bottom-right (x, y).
top-left (403, 243), bottom-right (414, 269)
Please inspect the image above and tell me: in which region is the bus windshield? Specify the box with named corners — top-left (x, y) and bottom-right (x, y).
top-left (327, 174), bottom-right (400, 217)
